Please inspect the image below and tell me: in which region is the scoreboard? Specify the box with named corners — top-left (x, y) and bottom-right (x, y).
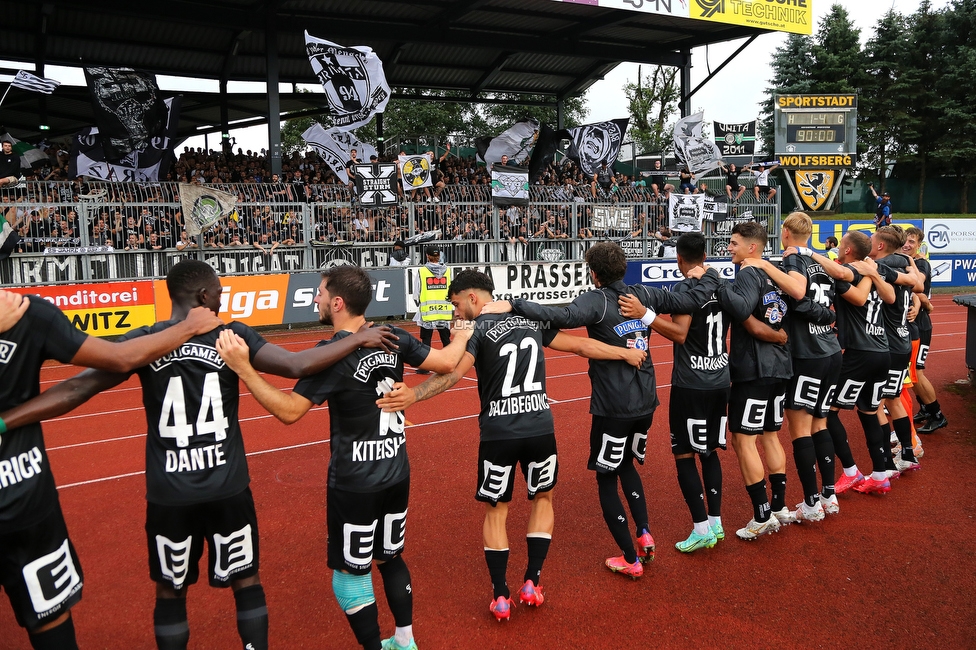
top-left (774, 94), bottom-right (857, 169)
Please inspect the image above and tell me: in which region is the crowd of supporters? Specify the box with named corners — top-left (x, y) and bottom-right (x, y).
top-left (2, 146), bottom-right (749, 255)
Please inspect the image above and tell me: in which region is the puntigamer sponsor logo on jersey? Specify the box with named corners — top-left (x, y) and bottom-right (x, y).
top-left (150, 343), bottom-right (225, 371)
top-left (486, 316), bottom-right (540, 342)
top-left (0, 340), bottom-right (16, 364)
top-left (613, 319), bottom-right (645, 337)
top-left (353, 351), bottom-right (398, 382)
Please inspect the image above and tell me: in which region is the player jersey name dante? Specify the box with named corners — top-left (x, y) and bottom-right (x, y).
top-left (165, 444), bottom-right (227, 473)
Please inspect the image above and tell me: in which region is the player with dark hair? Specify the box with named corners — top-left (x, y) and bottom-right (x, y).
top-left (215, 264), bottom-right (472, 650)
top-left (0, 282), bottom-right (223, 650)
top-left (717, 221), bottom-right (795, 539)
top-left (483, 241), bottom-right (720, 576)
top-left (0, 260), bottom-right (398, 650)
top-left (735, 212), bottom-right (842, 521)
top-left (377, 269), bottom-right (645, 619)
top-left (903, 226), bottom-right (947, 433)
top-left (618, 232), bottom-right (732, 551)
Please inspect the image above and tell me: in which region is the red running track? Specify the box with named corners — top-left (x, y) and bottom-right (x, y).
top-left (2, 295), bottom-right (975, 648)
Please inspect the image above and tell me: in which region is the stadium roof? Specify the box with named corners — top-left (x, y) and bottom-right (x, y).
top-left (1, 0), bottom-right (780, 141)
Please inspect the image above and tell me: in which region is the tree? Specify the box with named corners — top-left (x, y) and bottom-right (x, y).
top-left (758, 33), bottom-right (815, 156)
top-left (623, 65), bottom-right (679, 155)
top-left (934, 0), bottom-right (976, 212)
top-left (477, 94), bottom-right (587, 133)
top-left (897, 0), bottom-right (948, 212)
top-left (860, 10), bottom-right (910, 192)
top-left (810, 4), bottom-right (865, 93)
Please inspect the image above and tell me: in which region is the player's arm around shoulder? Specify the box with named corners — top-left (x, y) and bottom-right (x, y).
top-left (549, 331), bottom-right (646, 368)
top-left (619, 291), bottom-right (690, 344)
top-left (252, 322), bottom-right (399, 378)
top-left (216, 330), bottom-right (312, 424)
top-left (0, 368), bottom-right (127, 431)
top-left (72, 306), bottom-right (222, 373)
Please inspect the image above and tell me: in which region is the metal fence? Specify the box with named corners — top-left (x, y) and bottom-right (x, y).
top-left (1, 181), bottom-right (781, 285)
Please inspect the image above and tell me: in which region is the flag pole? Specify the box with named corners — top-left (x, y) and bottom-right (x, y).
top-left (0, 83), bottom-right (12, 110)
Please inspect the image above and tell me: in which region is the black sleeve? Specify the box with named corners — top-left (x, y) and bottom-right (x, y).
top-left (540, 326), bottom-right (559, 347)
top-left (644, 268), bottom-right (719, 314)
top-left (231, 322), bottom-right (268, 361)
top-left (511, 292), bottom-right (604, 329)
top-left (877, 263), bottom-right (898, 284)
top-left (791, 297), bottom-right (836, 325)
top-left (397, 328), bottom-right (431, 368)
top-left (30, 297), bottom-right (90, 363)
top-left (835, 266), bottom-right (860, 295)
top-left (716, 268), bottom-right (760, 323)
top-left (466, 324), bottom-right (483, 358)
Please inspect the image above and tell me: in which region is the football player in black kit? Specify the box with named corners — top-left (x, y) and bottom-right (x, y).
top-left (376, 270), bottom-right (646, 619)
top-left (866, 226), bottom-right (924, 475)
top-left (800, 231), bottom-right (901, 496)
top-left (0, 261), bottom-right (398, 650)
top-left (482, 242), bottom-right (721, 577)
top-left (735, 213), bottom-right (843, 521)
top-left (618, 233), bottom-right (732, 552)
top-left (216, 265), bottom-right (472, 650)
top-left (0, 287), bottom-right (222, 650)
top-left (717, 222), bottom-right (795, 540)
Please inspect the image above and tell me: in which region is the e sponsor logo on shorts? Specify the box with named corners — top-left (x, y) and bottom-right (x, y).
top-left (23, 539), bottom-right (82, 616)
top-left (156, 534), bottom-right (192, 589)
top-left (214, 524), bottom-right (255, 581)
top-left (479, 461), bottom-right (514, 501)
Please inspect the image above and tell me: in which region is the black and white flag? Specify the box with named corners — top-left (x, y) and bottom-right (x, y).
top-left (673, 112), bottom-right (723, 175)
top-left (714, 121), bottom-right (756, 156)
top-left (305, 31), bottom-right (391, 130)
top-left (69, 96), bottom-right (181, 182)
top-left (565, 118), bottom-right (629, 177)
top-left (477, 118), bottom-right (539, 165)
top-left (399, 154), bottom-right (433, 192)
top-left (702, 195), bottom-right (729, 222)
top-left (591, 206), bottom-right (633, 231)
top-left (491, 164), bottom-right (529, 206)
top-left (85, 67), bottom-right (167, 162)
top-left (10, 70), bottom-right (61, 94)
top-left (668, 193), bottom-right (705, 233)
top-left (354, 163), bottom-right (398, 207)
top-left (301, 123), bottom-right (377, 184)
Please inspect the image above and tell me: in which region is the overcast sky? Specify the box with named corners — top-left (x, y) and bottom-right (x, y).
top-left (1, 0), bottom-right (952, 154)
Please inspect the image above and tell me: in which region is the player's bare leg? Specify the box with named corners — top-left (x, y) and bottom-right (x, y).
top-left (484, 502), bottom-right (513, 620)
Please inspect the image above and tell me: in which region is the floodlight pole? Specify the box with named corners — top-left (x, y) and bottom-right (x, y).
top-left (266, 1), bottom-right (282, 175)
top-left (679, 48), bottom-right (691, 118)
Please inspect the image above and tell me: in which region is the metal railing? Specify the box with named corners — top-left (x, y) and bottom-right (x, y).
top-left (1, 181), bottom-right (781, 285)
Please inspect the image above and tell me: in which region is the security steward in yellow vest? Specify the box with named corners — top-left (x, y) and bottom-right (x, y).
top-left (414, 245), bottom-right (453, 373)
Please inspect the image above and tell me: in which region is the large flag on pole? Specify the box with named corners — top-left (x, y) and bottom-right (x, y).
top-left (305, 31), bottom-right (391, 130)
top-left (180, 183), bottom-right (239, 236)
top-left (673, 112), bottom-right (723, 175)
top-left (69, 96), bottom-right (181, 181)
top-left (10, 70), bottom-right (61, 94)
top-left (477, 118), bottom-right (539, 166)
top-left (84, 67), bottom-right (167, 162)
top-left (564, 118), bottom-right (629, 177)
top-left (301, 124), bottom-right (377, 184)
